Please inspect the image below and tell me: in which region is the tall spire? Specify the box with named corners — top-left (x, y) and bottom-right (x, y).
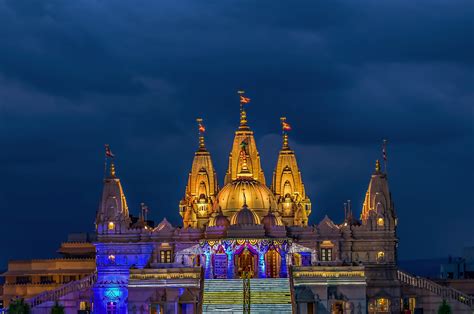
top-left (361, 159), bottom-right (396, 225)
top-left (272, 116), bottom-right (311, 226)
top-left (96, 157), bottom-right (131, 234)
top-left (179, 118), bottom-right (219, 229)
top-left (224, 91), bottom-right (266, 184)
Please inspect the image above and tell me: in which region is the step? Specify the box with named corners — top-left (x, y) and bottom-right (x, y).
top-left (202, 278), bottom-right (293, 314)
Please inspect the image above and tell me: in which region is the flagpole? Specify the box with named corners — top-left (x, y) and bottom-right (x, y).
top-left (103, 146), bottom-right (108, 179)
top-left (383, 139), bottom-right (388, 174)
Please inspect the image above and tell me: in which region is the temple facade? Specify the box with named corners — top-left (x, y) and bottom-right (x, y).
top-left (90, 105), bottom-right (401, 314)
top-left (4, 103), bottom-right (474, 314)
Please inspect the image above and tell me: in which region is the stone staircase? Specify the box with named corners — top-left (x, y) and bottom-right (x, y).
top-left (202, 278), bottom-right (293, 313)
top-left (27, 272), bottom-right (97, 309)
top-left (398, 270), bottom-right (473, 310)
top-left (250, 278), bottom-right (293, 313)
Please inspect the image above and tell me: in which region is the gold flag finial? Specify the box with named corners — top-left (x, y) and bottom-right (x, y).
top-left (238, 90), bottom-right (251, 128)
top-left (280, 117), bottom-right (291, 149)
top-left (375, 159), bottom-right (381, 172)
top-left (109, 161), bottom-right (116, 177)
top-left (196, 118), bottom-right (206, 150)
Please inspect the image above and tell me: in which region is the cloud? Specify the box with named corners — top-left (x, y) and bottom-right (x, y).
top-left (0, 0), bottom-right (473, 267)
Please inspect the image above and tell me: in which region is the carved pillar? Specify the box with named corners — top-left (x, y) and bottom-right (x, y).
top-left (204, 251), bottom-right (213, 279)
top-left (226, 251), bottom-right (235, 279)
top-left (258, 251), bottom-right (266, 278)
top-left (280, 250), bottom-right (288, 278)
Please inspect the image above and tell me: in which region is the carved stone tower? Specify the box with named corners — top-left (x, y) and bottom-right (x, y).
top-left (96, 161), bottom-right (131, 234)
top-left (179, 119), bottom-right (219, 228)
top-left (272, 118), bottom-right (311, 226)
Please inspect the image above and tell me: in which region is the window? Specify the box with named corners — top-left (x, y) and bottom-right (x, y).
top-left (106, 302), bottom-right (118, 314)
top-left (40, 276), bottom-right (53, 284)
top-left (369, 298), bottom-right (390, 313)
top-left (321, 248), bottom-right (332, 261)
top-left (377, 217), bottom-right (384, 226)
top-left (108, 222), bottom-right (115, 230)
top-left (16, 276), bottom-right (32, 284)
top-left (408, 297), bottom-right (416, 311)
top-left (377, 251), bottom-right (385, 263)
top-left (160, 250), bottom-right (172, 263)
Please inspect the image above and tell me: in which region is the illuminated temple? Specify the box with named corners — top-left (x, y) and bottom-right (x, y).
top-left (93, 107), bottom-right (399, 314)
top-left (3, 102), bottom-right (474, 314)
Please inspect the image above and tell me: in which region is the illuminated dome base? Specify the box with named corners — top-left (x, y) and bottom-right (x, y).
top-left (213, 178), bottom-right (277, 219)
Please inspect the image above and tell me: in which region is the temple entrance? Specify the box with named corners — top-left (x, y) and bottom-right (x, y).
top-left (236, 247), bottom-right (255, 278)
top-left (266, 249), bottom-right (281, 278)
top-left (213, 251), bottom-right (228, 279)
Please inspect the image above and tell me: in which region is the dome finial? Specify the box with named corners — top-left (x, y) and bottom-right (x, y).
top-left (238, 90), bottom-right (250, 129)
top-left (109, 161), bottom-right (116, 178)
top-left (375, 159), bottom-right (381, 173)
top-left (196, 118), bottom-right (207, 151)
top-left (104, 144), bottom-right (116, 178)
top-left (280, 117), bottom-right (292, 149)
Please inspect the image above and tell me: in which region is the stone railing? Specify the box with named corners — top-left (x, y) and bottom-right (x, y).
top-left (292, 266), bottom-right (365, 279)
top-left (129, 267), bottom-right (201, 280)
top-left (398, 270), bottom-right (473, 308)
top-left (28, 272), bottom-right (97, 308)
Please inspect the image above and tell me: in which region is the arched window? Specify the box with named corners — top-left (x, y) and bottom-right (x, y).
top-left (377, 217), bottom-right (384, 227)
top-left (108, 255), bottom-right (116, 264)
top-left (108, 222), bottom-right (115, 230)
top-left (377, 251), bottom-right (385, 263)
top-left (106, 301), bottom-right (118, 314)
top-left (283, 180), bottom-right (292, 197)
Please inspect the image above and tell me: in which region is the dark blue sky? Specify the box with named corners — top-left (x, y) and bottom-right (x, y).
top-left (0, 0), bottom-right (473, 269)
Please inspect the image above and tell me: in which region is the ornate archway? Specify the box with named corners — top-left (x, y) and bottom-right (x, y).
top-left (236, 247), bottom-right (256, 278)
top-left (265, 249), bottom-right (281, 278)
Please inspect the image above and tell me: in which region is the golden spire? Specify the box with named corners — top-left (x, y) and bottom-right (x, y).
top-left (196, 118), bottom-right (207, 151)
top-left (375, 159), bottom-right (381, 173)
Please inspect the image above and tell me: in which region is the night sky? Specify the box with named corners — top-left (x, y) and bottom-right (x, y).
top-left (0, 0), bottom-right (473, 269)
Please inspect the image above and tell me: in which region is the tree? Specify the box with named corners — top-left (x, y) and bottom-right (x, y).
top-left (51, 301), bottom-right (65, 314)
top-left (9, 298), bottom-right (31, 314)
top-left (438, 299), bottom-right (452, 314)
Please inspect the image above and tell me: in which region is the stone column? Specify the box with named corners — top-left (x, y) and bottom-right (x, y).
top-left (226, 251), bottom-right (235, 279)
top-left (204, 252), bottom-right (213, 279)
top-left (258, 251), bottom-right (266, 278)
top-left (280, 250), bottom-right (288, 278)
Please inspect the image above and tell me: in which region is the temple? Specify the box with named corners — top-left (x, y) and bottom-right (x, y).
top-left (2, 96), bottom-right (473, 314)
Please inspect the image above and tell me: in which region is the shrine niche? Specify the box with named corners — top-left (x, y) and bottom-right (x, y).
top-left (265, 248), bottom-right (281, 278)
top-left (236, 246), bottom-right (256, 278)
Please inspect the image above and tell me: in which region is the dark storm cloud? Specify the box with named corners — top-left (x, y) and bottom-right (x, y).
top-left (0, 0), bottom-right (473, 266)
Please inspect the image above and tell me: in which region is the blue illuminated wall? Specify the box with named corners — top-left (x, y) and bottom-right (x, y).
top-left (93, 242), bottom-right (153, 314)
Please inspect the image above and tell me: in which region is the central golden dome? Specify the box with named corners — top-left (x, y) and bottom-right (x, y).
top-left (213, 178), bottom-right (277, 219)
